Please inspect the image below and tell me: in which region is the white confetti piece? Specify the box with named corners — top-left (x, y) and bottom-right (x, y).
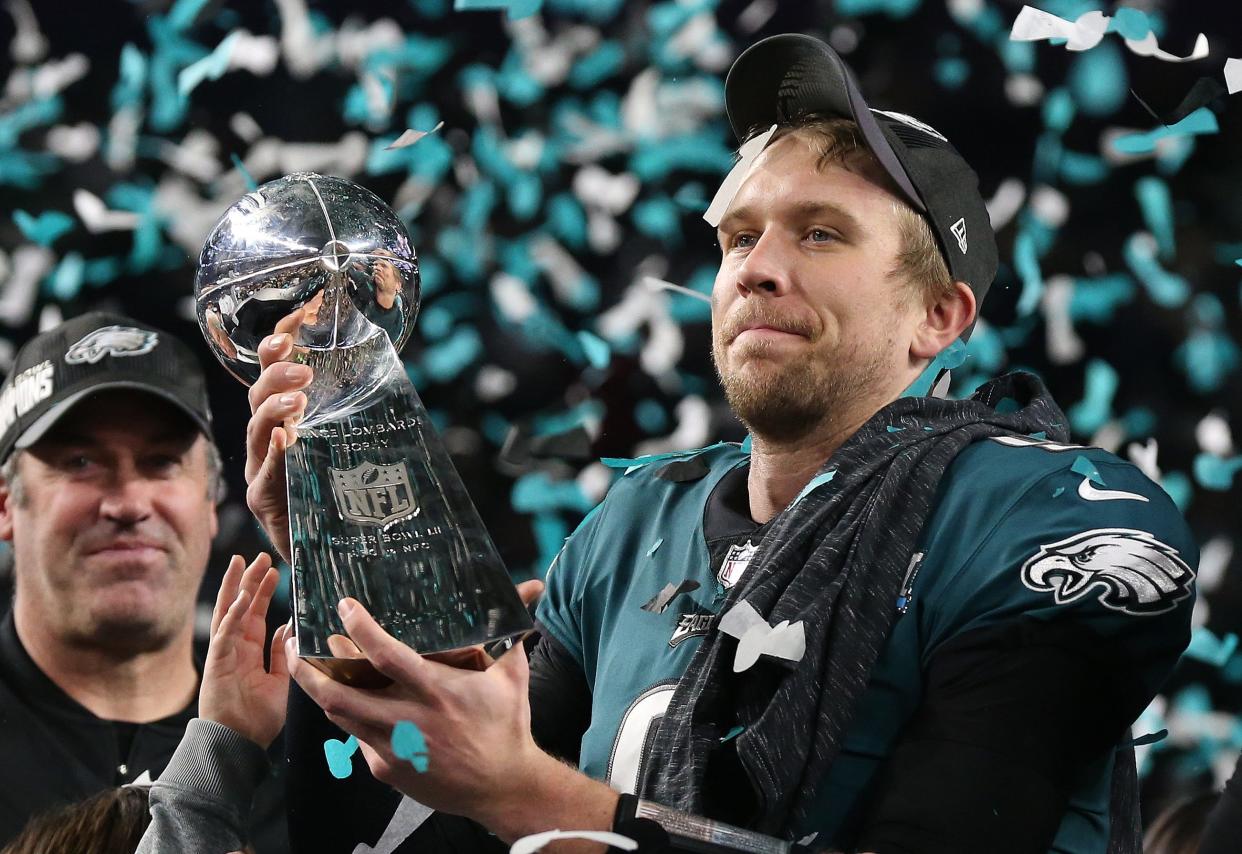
top-left (45, 122), bottom-right (99, 162)
top-left (490, 273), bottom-right (540, 323)
top-left (5, 0), bottom-right (47, 63)
top-left (1009, 6), bottom-right (1109, 52)
top-left (3, 52), bottom-right (87, 101)
top-left (352, 796), bottom-right (434, 854)
top-left (737, 0), bottom-right (777, 34)
top-left (717, 601), bottom-right (806, 673)
top-left (1126, 438), bottom-right (1162, 482)
top-left (1225, 58), bottom-right (1242, 94)
top-left (1195, 412), bottom-right (1234, 457)
top-left (572, 166), bottom-right (640, 215)
top-left (0, 245), bottom-right (51, 326)
top-left (1042, 275), bottom-right (1084, 365)
top-left (1123, 31), bottom-right (1208, 64)
top-left (385, 122), bottom-right (445, 150)
top-left (510, 829), bottom-right (637, 854)
top-left (641, 275), bottom-right (712, 304)
top-left (73, 189), bottom-right (141, 233)
top-left (1004, 73), bottom-right (1044, 106)
top-left (1198, 537), bottom-right (1233, 594)
top-left (985, 177), bottom-right (1025, 231)
top-left (635, 396), bottom-right (710, 457)
top-left (703, 124), bottom-right (776, 228)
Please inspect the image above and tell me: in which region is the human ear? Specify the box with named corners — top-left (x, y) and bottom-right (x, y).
top-left (0, 479), bottom-right (16, 543)
top-left (910, 282), bottom-right (975, 362)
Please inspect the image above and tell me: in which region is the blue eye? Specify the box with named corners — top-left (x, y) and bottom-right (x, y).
top-left (731, 233), bottom-right (756, 249)
top-left (808, 228), bottom-right (835, 243)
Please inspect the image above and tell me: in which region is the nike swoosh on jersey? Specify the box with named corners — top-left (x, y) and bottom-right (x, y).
top-left (1077, 478), bottom-right (1150, 503)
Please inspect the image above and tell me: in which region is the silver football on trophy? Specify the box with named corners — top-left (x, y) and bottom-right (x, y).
top-left (194, 172), bottom-right (420, 387)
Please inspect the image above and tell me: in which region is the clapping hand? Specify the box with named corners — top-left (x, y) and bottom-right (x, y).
top-left (200, 553), bottom-right (292, 748)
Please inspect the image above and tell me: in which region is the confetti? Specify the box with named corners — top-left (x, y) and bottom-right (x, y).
top-left (323, 734), bottom-right (360, 780)
top-left (391, 721), bottom-right (430, 772)
top-left (640, 578), bottom-right (700, 614)
top-left (385, 122), bottom-right (445, 150)
top-left (717, 600), bottom-right (806, 673)
top-left (703, 124), bottom-right (775, 228)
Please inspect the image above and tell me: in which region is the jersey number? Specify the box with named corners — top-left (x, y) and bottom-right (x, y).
top-left (606, 682), bottom-right (677, 794)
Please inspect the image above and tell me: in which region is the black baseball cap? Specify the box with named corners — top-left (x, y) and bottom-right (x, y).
top-left (724, 34), bottom-right (997, 330)
top-left (0, 312), bottom-right (213, 463)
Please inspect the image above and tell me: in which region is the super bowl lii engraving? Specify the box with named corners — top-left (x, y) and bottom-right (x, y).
top-left (194, 173), bottom-right (532, 674)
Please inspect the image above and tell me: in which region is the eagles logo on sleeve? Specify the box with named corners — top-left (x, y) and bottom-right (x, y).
top-left (65, 326), bottom-right (159, 364)
top-left (1020, 528), bottom-right (1195, 616)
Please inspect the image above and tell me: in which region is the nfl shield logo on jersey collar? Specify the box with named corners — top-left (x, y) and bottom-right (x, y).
top-left (719, 540), bottom-right (759, 589)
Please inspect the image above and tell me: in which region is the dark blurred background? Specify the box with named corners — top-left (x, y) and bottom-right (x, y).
top-left (0, 0), bottom-right (1238, 826)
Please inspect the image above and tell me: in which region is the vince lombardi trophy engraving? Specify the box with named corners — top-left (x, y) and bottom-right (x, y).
top-left (195, 173), bottom-right (532, 683)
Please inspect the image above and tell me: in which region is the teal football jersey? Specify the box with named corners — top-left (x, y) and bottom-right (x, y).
top-left (536, 436), bottom-right (1197, 852)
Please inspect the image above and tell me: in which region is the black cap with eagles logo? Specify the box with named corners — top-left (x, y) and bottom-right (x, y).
top-left (0, 312), bottom-right (213, 464)
top-left (724, 33), bottom-right (997, 339)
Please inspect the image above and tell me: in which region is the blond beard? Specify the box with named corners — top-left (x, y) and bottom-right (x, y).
top-left (713, 333), bottom-right (891, 443)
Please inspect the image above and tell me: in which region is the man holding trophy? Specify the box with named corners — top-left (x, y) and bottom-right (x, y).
top-left (160, 33), bottom-right (1196, 854)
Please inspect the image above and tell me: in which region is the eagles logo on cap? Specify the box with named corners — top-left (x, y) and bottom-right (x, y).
top-left (64, 326), bottom-right (160, 365)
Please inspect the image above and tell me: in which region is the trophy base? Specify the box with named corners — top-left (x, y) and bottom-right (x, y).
top-left (306, 629), bottom-right (534, 686)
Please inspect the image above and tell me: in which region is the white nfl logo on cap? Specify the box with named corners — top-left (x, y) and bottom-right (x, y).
top-left (950, 217), bottom-right (968, 253)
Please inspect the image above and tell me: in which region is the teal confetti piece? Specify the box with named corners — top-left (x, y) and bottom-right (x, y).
top-left (1108, 7), bottom-right (1152, 41)
top-left (391, 721), bottom-right (429, 772)
top-left (1111, 108), bottom-right (1218, 156)
top-left (601, 443), bottom-right (730, 473)
top-left (47, 252), bottom-right (86, 301)
top-left (1159, 471), bottom-right (1192, 511)
top-left (934, 57), bottom-right (969, 89)
top-left (1192, 454), bottom-right (1242, 491)
top-left (834, 0), bottom-right (921, 18)
top-left (569, 41), bottom-right (625, 89)
top-left (177, 30), bottom-right (241, 96)
top-left (1067, 41), bottom-right (1127, 118)
top-left (230, 153), bottom-right (258, 192)
top-left (323, 735), bottom-right (359, 780)
top-left (1183, 627), bottom-right (1239, 668)
top-left (886, 426), bottom-right (904, 433)
top-left (1135, 177), bottom-right (1175, 261)
top-left (1013, 229), bottom-right (1043, 317)
top-left (13, 209), bottom-right (74, 247)
top-left (1070, 455), bottom-right (1105, 486)
top-left (1052, 486), bottom-right (1065, 498)
top-left (1069, 274), bottom-right (1135, 323)
top-left (1175, 329), bottom-right (1239, 394)
top-left (454, 0), bottom-right (543, 19)
top-left (634, 399), bottom-right (668, 433)
top-left (792, 470), bottom-right (836, 506)
top-left (167, 0), bottom-right (212, 30)
top-left (1123, 233), bottom-right (1188, 308)
top-left (512, 472), bottom-right (593, 514)
top-left (902, 338), bottom-right (967, 397)
top-left (576, 331), bottom-right (611, 370)
top-left (646, 538), bottom-right (663, 557)
top-left (721, 725), bottom-right (745, 743)
top-left (421, 327), bottom-right (483, 383)
top-left (1067, 360), bottom-right (1117, 435)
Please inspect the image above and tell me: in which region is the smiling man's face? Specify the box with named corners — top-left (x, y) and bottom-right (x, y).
top-left (0, 391), bottom-right (217, 655)
top-left (711, 131), bottom-right (928, 442)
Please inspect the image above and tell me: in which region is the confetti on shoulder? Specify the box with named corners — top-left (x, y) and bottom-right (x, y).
top-left (386, 122), bottom-right (446, 150)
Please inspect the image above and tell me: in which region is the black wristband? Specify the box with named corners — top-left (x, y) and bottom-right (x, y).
top-left (610, 794), bottom-right (672, 853)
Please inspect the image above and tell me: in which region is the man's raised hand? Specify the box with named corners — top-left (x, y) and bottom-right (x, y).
top-left (201, 553), bottom-right (291, 749)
